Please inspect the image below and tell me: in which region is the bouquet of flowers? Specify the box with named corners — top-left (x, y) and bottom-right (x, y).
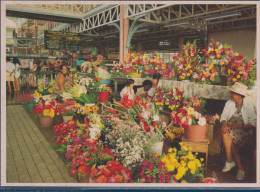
top-left (33, 100), bottom-right (59, 117)
top-left (58, 100), bottom-right (77, 116)
top-left (18, 93), bottom-right (35, 104)
top-left (192, 63), bottom-right (219, 84)
top-left (170, 107), bottom-right (219, 129)
top-left (97, 84), bottom-right (112, 93)
top-left (136, 153), bottom-right (175, 183)
top-left (201, 41), bottom-right (230, 64)
top-left (165, 125), bottom-right (184, 142)
top-left (36, 77), bottom-right (55, 95)
top-left (161, 146), bottom-right (204, 183)
top-left (110, 63), bottom-right (124, 76)
top-left (183, 96), bottom-right (206, 113)
top-left (153, 87), bottom-right (167, 108)
top-left (105, 118), bottom-right (161, 171)
top-left (165, 87), bottom-right (183, 111)
top-left (173, 41), bottom-right (199, 81)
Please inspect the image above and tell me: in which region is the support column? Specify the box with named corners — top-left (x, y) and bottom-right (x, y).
top-left (123, 17), bottom-right (129, 60)
top-left (178, 37), bottom-right (184, 54)
top-left (119, 5), bottom-right (124, 63)
top-left (34, 20), bottom-right (38, 54)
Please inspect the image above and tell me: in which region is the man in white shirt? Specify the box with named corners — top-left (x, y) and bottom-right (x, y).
top-left (6, 57), bottom-right (15, 92)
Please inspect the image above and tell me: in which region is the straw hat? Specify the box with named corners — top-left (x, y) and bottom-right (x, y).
top-left (228, 82), bottom-right (248, 96)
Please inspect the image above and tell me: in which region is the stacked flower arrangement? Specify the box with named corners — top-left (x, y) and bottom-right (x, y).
top-left (33, 101), bottom-right (60, 118)
top-left (153, 87), bottom-right (183, 111)
top-left (53, 115), bottom-right (132, 183)
top-left (161, 146), bottom-right (204, 183)
top-left (226, 50), bottom-right (255, 87)
top-left (58, 100), bottom-right (77, 118)
top-left (173, 41), bottom-right (199, 81)
top-left (37, 77), bottom-right (55, 95)
top-left (18, 93), bottom-right (35, 105)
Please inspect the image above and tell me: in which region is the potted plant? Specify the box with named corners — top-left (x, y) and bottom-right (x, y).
top-left (97, 85), bottom-right (112, 103)
top-left (33, 101), bottom-right (59, 128)
top-left (18, 93), bottom-right (36, 113)
top-left (58, 100), bottom-right (77, 122)
top-left (170, 106), bottom-right (219, 142)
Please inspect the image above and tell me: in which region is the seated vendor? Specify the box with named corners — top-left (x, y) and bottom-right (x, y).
top-left (93, 64), bottom-right (111, 85)
top-left (136, 80), bottom-right (153, 98)
top-left (54, 64), bottom-right (68, 95)
top-left (220, 82), bottom-right (256, 181)
top-left (120, 79), bottom-right (135, 101)
top-left (148, 73), bottom-right (161, 98)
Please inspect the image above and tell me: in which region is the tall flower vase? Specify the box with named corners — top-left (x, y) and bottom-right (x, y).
top-left (152, 141), bottom-right (164, 156)
top-left (25, 103), bottom-right (35, 113)
top-left (63, 115), bottom-right (73, 122)
top-left (39, 116), bottom-right (54, 128)
top-left (185, 124), bottom-right (208, 142)
top-left (99, 92), bottom-right (109, 102)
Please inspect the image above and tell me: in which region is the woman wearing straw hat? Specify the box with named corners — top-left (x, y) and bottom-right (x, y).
top-left (220, 82), bottom-right (256, 181)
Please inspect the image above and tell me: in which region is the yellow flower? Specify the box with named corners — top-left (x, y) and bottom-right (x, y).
top-left (181, 180), bottom-right (188, 183)
top-left (237, 75), bottom-right (240, 79)
top-left (234, 52), bottom-right (239, 57)
top-left (188, 161), bottom-right (196, 170)
top-left (215, 49), bottom-right (219, 53)
top-left (168, 148), bottom-right (173, 153)
top-left (190, 169), bottom-right (196, 175)
top-left (233, 78), bottom-right (237, 82)
top-left (182, 146), bottom-right (188, 151)
top-left (200, 158), bottom-right (204, 162)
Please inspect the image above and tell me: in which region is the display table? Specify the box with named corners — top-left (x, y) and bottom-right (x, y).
top-left (112, 77), bottom-right (231, 100)
top-left (181, 138), bottom-right (209, 166)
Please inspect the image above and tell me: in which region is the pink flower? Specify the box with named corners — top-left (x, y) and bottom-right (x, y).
top-left (146, 175), bottom-right (152, 183)
top-left (158, 164), bottom-right (163, 171)
top-left (162, 122), bottom-right (167, 129)
top-left (152, 178), bottom-right (157, 183)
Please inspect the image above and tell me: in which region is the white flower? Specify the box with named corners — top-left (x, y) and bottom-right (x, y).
top-left (89, 127), bottom-right (101, 140)
top-left (152, 115), bottom-right (160, 122)
top-left (198, 117), bottom-right (206, 126)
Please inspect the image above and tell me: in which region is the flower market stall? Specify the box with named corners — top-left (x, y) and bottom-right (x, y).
top-left (15, 39), bottom-right (256, 184)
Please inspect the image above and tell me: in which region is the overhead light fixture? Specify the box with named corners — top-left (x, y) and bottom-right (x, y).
top-left (164, 21), bottom-right (189, 28)
top-left (205, 12), bottom-right (241, 21)
top-left (136, 28), bottom-right (149, 33)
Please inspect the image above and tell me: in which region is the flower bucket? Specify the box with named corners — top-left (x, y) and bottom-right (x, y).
top-left (99, 92), bottom-right (109, 103)
top-left (25, 103), bottom-right (35, 113)
top-left (39, 116), bottom-right (54, 128)
top-left (152, 141), bottom-right (164, 156)
top-left (185, 124), bottom-right (208, 142)
top-left (63, 115), bottom-right (73, 122)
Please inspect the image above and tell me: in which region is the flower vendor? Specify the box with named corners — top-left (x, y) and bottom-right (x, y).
top-left (148, 73), bottom-right (161, 98)
top-left (136, 80), bottom-right (153, 97)
top-left (54, 64), bottom-right (69, 95)
top-left (220, 82), bottom-right (256, 181)
top-left (93, 64), bottom-right (112, 85)
top-left (120, 79), bottom-right (135, 101)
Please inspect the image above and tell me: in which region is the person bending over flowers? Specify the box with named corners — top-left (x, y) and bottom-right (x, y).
top-left (136, 80), bottom-right (153, 98)
top-left (120, 79), bottom-right (135, 101)
top-left (220, 82), bottom-right (256, 181)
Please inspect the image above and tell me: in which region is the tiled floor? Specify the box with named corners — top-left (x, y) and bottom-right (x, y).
top-left (6, 105), bottom-right (78, 183)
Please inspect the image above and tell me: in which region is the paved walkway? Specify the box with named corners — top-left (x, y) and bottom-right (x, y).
top-left (6, 105), bottom-right (78, 183)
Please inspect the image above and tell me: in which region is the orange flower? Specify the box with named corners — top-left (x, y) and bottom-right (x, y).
top-left (211, 68), bottom-right (216, 73)
top-left (78, 165), bottom-right (87, 174)
top-left (101, 167), bottom-right (111, 177)
top-left (115, 174), bottom-right (123, 183)
top-left (210, 76), bottom-right (215, 82)
top-left (96, 175), bottom-right (108, 183)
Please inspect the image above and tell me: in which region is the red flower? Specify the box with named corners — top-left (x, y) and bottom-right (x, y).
top-left (237, 55), bottom-right (243, 60)
top-left (89, 148), bottom-right (97, 154)
top-left (144, 123), bottom-right (150, 132)
top-left (78, 165), bottom-right (88, 174)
